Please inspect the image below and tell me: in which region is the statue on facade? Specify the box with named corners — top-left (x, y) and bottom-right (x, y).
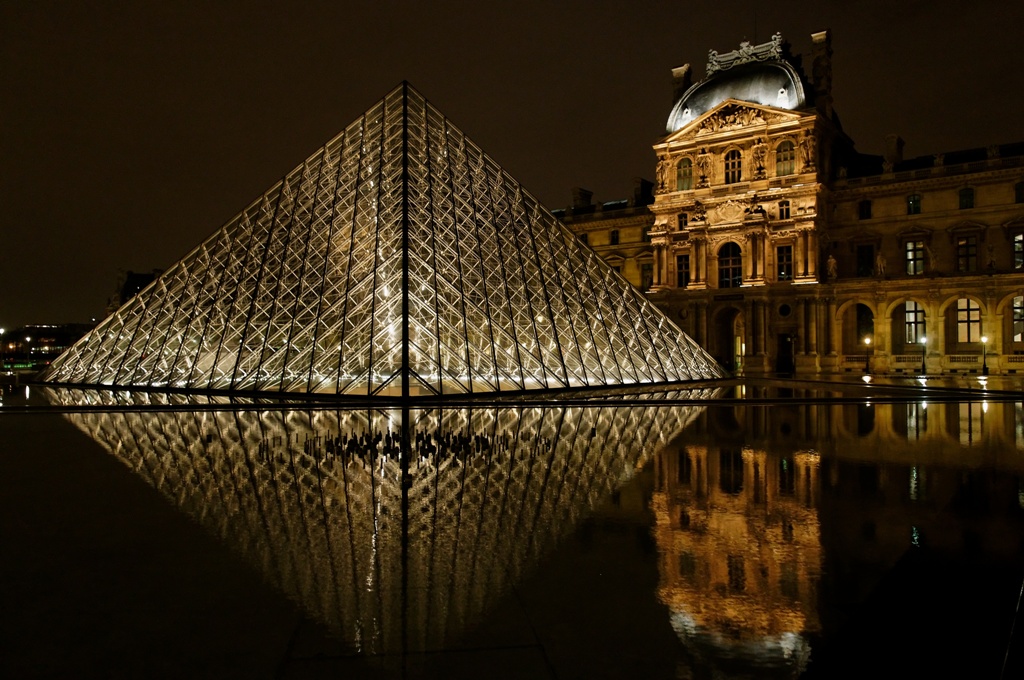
top-left (826, 254), bottom-right (838, 281)
top-left (751, 138), bottom-right (768, 178)
top-left (656, 155), bottom-right (672, 193)
top-left (875, 252), bottom-right (886, 278)
top-left (800, 130), bottom-right (817, 170)
top-left (692, 199), bottom-right (707, 222)
top-left (695, 149), bottom-right (713, 186)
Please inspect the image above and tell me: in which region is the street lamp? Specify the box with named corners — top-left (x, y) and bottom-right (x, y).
top-left (864, 336), bottom-right (872, 373)
top-left (919, 335), bottom-right (927, 376)
top-left (0, 328), bottom-right (4, 374)
top-left (981, 335), bottom-right (989, 375)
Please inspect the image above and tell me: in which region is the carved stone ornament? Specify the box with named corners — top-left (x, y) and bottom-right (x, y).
top-left (706, 33), bottom-right (784, 74)
top-left (708, 200), bottom-right (747, 225)
top-left (696, 105), bottom-right (786, 136)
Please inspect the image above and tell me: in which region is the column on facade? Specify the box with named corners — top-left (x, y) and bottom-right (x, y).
top-left (805, 229), bottom-right (818, 278)
top-left (758, 300), bottom-right (768, 355)
top-left (744, 234), bottom-right (754, 282)
top-left (795, 230), bottom-right (806, 278)
top-left (687, 247), bottom-right (696, 287)
top-left (696, 238), bottom-right (706, 284)
top-left (653, 243), bottom-right (663, 288)
top-left (761, 231), bottom-right (770, 280)
top-left (743, 301), bottom-right (754, 362)
top-left (797, 299), bottom-right (807, 354)
top-left (807, 298), bottom-right (818, 355)
top-left (827, 298), bottom-right (837, 354)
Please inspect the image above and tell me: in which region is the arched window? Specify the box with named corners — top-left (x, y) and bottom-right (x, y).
top-left (904, 301), bottom-right (925, 344)
top-left (724, 150), bottom-right (742, 184)
top-left (718, 242), bottom-right (742, 288)
top-left (775, 141), bottom-right (796, 176)
top-left (956, 298), bottom-right (981, 343)
top-left (676, 158), bottom-right (693, 191)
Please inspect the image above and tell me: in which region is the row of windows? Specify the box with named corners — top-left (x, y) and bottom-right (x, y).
top-left (671, 234), bottom-right (1024, 289)
top-left (900, 297), bottom-right (1023, 345)
top-left (675, 141), bottom-right (799, 190)
top-left (901, 233), bottom-right (1022, 275)
top-left (674, 244), bottom-right (796, 288)
top-left (859, 183), bottom-right (1024, 219)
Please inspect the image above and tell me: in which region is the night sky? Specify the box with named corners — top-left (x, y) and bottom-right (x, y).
top-left (3, 1), bottom-right (1023, 329)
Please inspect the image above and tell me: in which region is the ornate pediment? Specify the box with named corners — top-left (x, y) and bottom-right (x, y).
top-left (694, 102), bottom-right (793, 136)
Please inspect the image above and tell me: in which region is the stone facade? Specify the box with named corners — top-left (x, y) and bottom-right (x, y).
top-left (560, 31), bottom-right (1024, 377)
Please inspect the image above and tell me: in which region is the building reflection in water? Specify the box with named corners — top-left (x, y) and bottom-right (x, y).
top-left (36, 387), bottom-right (1024, 674)
top-left (652, 394), bottom-right (1024, 677)
top-left (42, 386), bottom-right (715, 657)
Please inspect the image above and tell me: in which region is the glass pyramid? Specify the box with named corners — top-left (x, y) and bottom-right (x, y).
top-left (41, 83), bottom-right (724, 397)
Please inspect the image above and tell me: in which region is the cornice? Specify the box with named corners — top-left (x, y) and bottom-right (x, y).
top-left (830, 165), bottom-right (1024, 200)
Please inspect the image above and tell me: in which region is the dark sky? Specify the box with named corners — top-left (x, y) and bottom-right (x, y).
top-left (3, 0), bottom-right (1023, 329)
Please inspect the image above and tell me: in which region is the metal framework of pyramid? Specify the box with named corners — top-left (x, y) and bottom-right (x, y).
top-left (41, 83), bottom-right (724, 397)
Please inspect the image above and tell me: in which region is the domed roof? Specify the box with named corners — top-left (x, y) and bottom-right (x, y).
top-left (666, 34), bottom-right (809, 133)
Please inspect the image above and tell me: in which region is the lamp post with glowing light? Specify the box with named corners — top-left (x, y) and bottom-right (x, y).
top-left (864, 336), bottom-right (872, 373)
top-left (0, 328), bottom-right (5, 374)
top-left (919, 335), bottom-right (927, 375)
top-left (981, 335), bottom-right (989, 375)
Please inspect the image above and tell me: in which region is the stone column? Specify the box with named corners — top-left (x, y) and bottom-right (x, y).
top-left (797, 299), bottom-right (807, 354)
top-left (808, 299), bottom-right (818, 354)
top-left (806, 229), bottom-right (818, 278)
top-left (827, 298), bottom-right (838, 354)
top-left (796, 231), bottom-right (806, 278)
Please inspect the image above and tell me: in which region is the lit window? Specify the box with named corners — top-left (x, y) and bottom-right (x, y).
top-left (958, 187), bottom-right (975, 210)
top-left (676, 158), bottom-right (693, 191)
top-left (677, 254), bottom-right (690, 288)
top-left (905, 240), bottom-right (925, 275)
top-left (609, 230), bottom-right (619, 246)
top-left (775, 141), bottom-right (796, 176)
top-left (776, 245), bottom-right (793, 281)
top-left (778, 200), bottom-right (791, 219)
top-left (905, 301), bottom-right (925, 343)
top-left (1015, 233), bottom-right (1023, 269)
top-left (718, 242), bottom-right (742, 288)
top-left (1014, 295), bottom-right (1023, 343)
top-left (956, 298), bottom-right (981, 343)
top-left (858, 200), bottom-right (872, 220)
top-left (956, 236), bottom-right (978, 272)
top-left (724, 150), bottom-right (742, 184)
top-left (907, 194), bottom-right (922, 215)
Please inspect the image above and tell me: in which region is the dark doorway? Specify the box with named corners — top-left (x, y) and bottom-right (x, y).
top-left (776, 334), bottom-right (795, 374)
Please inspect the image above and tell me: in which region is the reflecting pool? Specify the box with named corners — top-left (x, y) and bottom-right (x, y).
top-left (2, 382), bottom-right (1023, 678)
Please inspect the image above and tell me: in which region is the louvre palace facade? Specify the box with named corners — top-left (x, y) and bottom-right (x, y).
top-left (557, 30), bottom-right (1024, 376)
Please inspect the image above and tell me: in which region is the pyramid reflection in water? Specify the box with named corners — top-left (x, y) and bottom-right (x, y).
top-left (41, 83), bottom-right (723, 397)
top-left (45, 387), bottom-right (714, 654)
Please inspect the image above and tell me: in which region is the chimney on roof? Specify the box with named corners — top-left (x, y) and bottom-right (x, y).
top-left (571, 187), bottom-right (593, 210)
top-left (633, 178), bottom-right (654, 206)
top-left (810, 30), bottom-right (833, 117)
top-left (671, 64), bottom-right (692, 103)
top-left (884, 134), bottom-right (905, 165)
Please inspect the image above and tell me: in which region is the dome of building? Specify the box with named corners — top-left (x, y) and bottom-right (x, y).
top-left (666, 39), bottom-right (808, 133)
